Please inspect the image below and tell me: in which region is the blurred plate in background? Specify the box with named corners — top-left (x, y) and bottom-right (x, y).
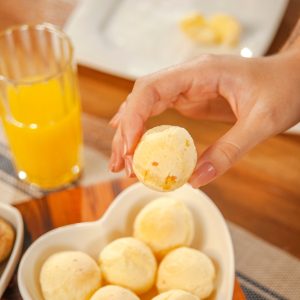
top-left (65, 0), bottom-right (288, 79)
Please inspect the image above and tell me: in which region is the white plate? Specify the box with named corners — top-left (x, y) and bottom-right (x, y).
top-left (18, 183), bottom-right (234, 300)
top-left (65, 0), bottom-right (288, 79)
top-left (0, 203), bottom-right (23, 298)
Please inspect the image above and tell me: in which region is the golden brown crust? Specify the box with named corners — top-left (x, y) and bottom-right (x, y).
top-left (0, 218), bottom-right (15, 263)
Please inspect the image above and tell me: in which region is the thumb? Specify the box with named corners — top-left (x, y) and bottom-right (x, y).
top-left (189, 120), bottom-right (265, 187)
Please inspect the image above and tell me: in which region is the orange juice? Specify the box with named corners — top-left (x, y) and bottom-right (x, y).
top-left (1, 76), bottom-right (82, 189)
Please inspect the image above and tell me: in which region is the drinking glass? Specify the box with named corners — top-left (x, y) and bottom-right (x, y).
top-left (0, 23), bottom-right (83, 190)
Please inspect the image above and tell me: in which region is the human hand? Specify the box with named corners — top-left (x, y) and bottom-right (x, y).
top-left (109, 49), bottom-right (300, 187)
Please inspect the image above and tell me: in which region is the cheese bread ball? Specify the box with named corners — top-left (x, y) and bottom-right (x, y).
top-left (180, 13), bottom-right (217, 45)
top-left (90, 285), bottom-right (140, 300)
top-left (134, 197), bottom-right (194, 257)
top-left (152, 290), bottom-right (198, 300)
top-left (157, 247), bottom-right (215, 299)
top-left (133, 126), bottom-right (197, 192)
top-left (40, 251), bottom-right (101, 300)
top-left (209, 14), bottom-right (241, 46)
top-left (180, 12), bottom-right (241, 47)
top-left (99, 237), bottom-right (157, 295)
top-left (0, 217), bottom-right (15, 263)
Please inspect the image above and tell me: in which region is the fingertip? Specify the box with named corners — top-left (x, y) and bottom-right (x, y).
top-left (109, 151), bottom-right (125, 172)
top-left (110, 126), bottom-right (126, 172)
top-left (109, 157), bottom-right (125, 172)
top-left (114, 161), bottom-right (125, 172)
top-left (188, 173), bottom-right (200, 188)
top-left (188, 161), bottom-right (217, 187)
top-left (109, 152), bottom-right (116, 172)
top-left (124, 155), bottom-right (134, 177)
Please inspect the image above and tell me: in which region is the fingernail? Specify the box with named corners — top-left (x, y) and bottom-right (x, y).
top-left (109, 152), bottom-right (116, 172)
top-left (189, 162), bottom-right (216, 188)
top-left (124, 128), bottom-right (136, 155)
top-left (123, 140), bottom-right (128, 157)
top-left (125, 156), bottom-right (134, 177)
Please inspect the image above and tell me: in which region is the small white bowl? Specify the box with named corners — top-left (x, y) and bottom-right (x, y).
top-left (0, 202), bottom-right (24, 298)
top-left (18, 183), bottom-right (234, 300)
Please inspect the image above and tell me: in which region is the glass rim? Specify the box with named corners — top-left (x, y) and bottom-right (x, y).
top-left (0, 23), bottom-right (74, 85)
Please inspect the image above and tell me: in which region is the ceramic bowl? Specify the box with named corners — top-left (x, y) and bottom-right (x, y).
top-left (0, 202), bottom-right (23, 298)
top-left (18, 183), bottom-right (234, 299)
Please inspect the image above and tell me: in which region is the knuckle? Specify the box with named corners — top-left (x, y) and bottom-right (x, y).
top-left (247, 104), bottom-right (281, 136)
top-left (132, 76), bottom-right (159, 103)
top-left (134, 76), bottom-right (153, 90)
top-left (196, 53), bottom-right (217, 65)
top-left (216, 141), bottom-right (241, 166)
top-left (133, 77), bottom-right (144, 88)
top-left (264, 107), bottom-right (282, 128)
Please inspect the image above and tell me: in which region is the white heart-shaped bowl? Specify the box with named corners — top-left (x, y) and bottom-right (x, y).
top-left (18, 183), bottom-right (234, 300)
top-left (0, 202), bottom-right (23, 298)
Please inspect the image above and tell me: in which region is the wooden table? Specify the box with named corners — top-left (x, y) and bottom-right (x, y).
top-left (0, 0), bottom-right (299, 258)
top-left (0, 1), bottom-right (299, 299)
top-left (3, 178), bottom-right (245, 300)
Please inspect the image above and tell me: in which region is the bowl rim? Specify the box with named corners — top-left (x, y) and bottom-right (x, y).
top-left (18, 183), bottom-right (235, 300)
top-left (0, 202), bottom-right (24, 298)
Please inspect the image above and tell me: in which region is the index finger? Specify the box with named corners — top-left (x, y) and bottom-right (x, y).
top-left (120, 67), bottom-right (191, 155)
